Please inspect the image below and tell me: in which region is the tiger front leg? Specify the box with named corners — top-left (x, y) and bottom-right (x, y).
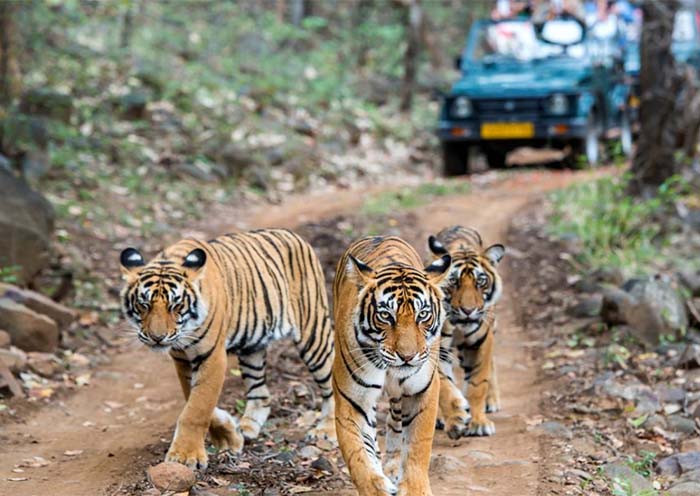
top-left (334, 381), bottom-right (395, 495)
top-left (437, 334), bottom-right (469, 440)
top-left (485, 355), bottom-right (501, 413)
top-left (167, 344), bottom-right (228, 470)
top-left (397, 371), bottom-right (439, 496)
top-left (172, 358), bottom-right (244, 454)
top-left (462, 333), bottom-right (496, 437)
top-left (237, 350), bottom-right (271, 440)
top-left (383, 397), bottom-right (403, 484)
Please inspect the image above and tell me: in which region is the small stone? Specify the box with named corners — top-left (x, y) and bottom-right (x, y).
top-left (0, 329), bottom-right (10, 348)
top-left (668, 415), bottom-right (697, 435)
top-left (657, 385), bottom-right (686, 403)
top-left (565, 468), bottom-right (592, 481)
top-left (67, 353), bottom-right (90, 369)
top-left (146, 462), bottom-right (195, 492)
top-left (535, 421), bottom-right (572, 439)
top-left (298, 445), bottom-right (322, 459)
top-left (26, 352), bottom-right (60, 377)
top-left (275, 451), bottom-right (295, 463)
top-left (643, 414), bottom-right (668, 430)
top-left (310, 456), bottom-right (334, 473)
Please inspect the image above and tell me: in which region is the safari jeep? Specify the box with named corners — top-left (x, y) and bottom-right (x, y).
top-left (437, 16), bottom-right (632, 175)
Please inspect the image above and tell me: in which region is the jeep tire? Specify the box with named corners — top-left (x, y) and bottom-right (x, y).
top-left (442, 142), bottom-right (470, 176)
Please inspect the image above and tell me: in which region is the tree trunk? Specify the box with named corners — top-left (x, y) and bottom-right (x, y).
top-left (629, 0), bottom-right (682, 197)
top-left (0, 1), bottom-right (21, 109)
top-left (120, 1), bottom-right (135, 50)
top-left (353, 0), bottom-right (373, 68)
top-left (289, 0), bottom-right (306, 26)
top-left (399, 0), bottom-right (422, 113)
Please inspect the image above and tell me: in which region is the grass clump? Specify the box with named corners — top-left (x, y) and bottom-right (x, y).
top-left (362, 181), bottom-right (471, 216)
top-left (549, 174), bottom-right (685, 274)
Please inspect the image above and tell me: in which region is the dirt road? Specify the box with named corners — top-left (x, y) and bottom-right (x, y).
top-left (0, 169), bottom-right (598, 496)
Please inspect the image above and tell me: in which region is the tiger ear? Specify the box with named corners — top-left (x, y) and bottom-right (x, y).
top-left (428, 235), bottom-right (448, 256)
top-left (484, 244), bottom-right (505, 266)
top-left (120, 247), bottom-right (145, 279)
top-left (346, 254), bottom-right (375, 285)
top-left (182, 248), bottom-right (207, 278)
top-left (424, 253), bottom-right (451, 284)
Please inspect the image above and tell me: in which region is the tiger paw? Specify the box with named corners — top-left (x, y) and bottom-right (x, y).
top-left (367, 473), bottom-right (398, 496)
top-left (239, 416), bottom-right (263, 440)
top-left (444, 413), bottom-right (471, 440)
top-left (306, 417), bottom-right (337, 445)
top-left (209, 408), bottom-right (244, 453)
top-left (464, 418), bottom-right (496, 437)
top-left (384, 457), bottom-right (402, 484)
top-left (166, 442), bottom-right (208, 471)
top-left (485, 401), bottom-right (501, 413)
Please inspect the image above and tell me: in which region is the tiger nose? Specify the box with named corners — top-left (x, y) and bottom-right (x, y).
top-left (151, 335), bottom-right (165, 343)
top-left (397, 351), bottom-right (417, 363)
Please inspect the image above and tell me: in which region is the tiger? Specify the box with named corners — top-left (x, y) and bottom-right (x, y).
top-left (332, 235), bottom-right (451, 496)
top-left (119, 228), bottom-right (335, 470)
top-left (428, 225), bottom-right (505, 439)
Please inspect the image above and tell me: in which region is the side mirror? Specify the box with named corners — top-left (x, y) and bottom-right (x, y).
top-left (454, 55), bottom-right (463, 71)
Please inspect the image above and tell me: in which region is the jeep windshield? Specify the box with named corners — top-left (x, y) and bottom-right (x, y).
top-left (470, 19), bottom-right (587, 64)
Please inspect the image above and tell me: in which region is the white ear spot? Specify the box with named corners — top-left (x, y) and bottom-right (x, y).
top-left (432, 258), bottom-right (445, 267)
top-left (186, 253), bottom-right (199, 263)
top-left (128, 253), bottom-right (142, 262)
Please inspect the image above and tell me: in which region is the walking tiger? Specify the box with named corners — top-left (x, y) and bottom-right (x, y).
top-left (119, 228), bottom-right (335, 469)
top-left (332, 235), bottom-right (451, 496)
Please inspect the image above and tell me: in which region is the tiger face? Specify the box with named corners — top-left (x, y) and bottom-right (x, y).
top-left (347, 254), bottom-right (450, 371)
top-left (429, 236), bottom-right (504, 328)
top-left (119, 247), bottom-right (208, 351)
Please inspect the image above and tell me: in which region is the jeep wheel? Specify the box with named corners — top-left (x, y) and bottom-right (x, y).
top-left (620, 109), bottom-right (633, 157)
top-left (572, 113), bottom-right (603, 167)
top-left (485, 147), bottom-right (507, 169)
top-left (442, 142), bottom-right (470, 176)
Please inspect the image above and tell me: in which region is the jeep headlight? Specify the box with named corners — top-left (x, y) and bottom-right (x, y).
top-left (548, 93), bottom-right (569, 115)
top-left (451, 96), bottom-right (472, 118)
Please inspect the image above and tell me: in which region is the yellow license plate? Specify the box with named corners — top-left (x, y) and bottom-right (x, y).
top-left (481, 122), bottom-right (534, 139)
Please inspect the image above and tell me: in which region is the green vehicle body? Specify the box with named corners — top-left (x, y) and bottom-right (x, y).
top-left (438, 18), bottom-right (632, 175)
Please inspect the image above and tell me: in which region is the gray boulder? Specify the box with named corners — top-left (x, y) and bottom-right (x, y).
top-left (0, 169), bottom-right (55, 284)
top-left (667, 482), bottom-right (700, 496)
top-left (0, 298), bottom-right (59, 352)
top-left (622, 275), bottom-right (688, 346)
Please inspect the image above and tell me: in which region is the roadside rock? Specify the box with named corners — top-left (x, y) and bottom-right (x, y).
top-left (0, 329), bottom-right (10, 348)
top-left (602, 461), bottom-right (654, 494)
top-left (667, 482), bottom-right (700, 496)
top-left (146, 462), bottom-right (195, 492)
top-left (0, 346), bottom-right (27, 372)
top-left (0, 283), bottom-right (76, 328)
top-left (0, 298), bottom-right (59, 352)
top-left (600, 286), bottom-right (632, 326)
top-left (27, 352), bottom-right (60, 377)
top-left (567, 295), bottom-right (602, 318)
top-left (643, 414), bottom-right (667, 430)
top-left (658, 452), bottom-right (700, 476)
top-left (679, 269), bottom-right (700, 297)
top-left (0, 169), bottom-right (55, 284)
top-left (668, 415), bottom-right (697, 435)
top-left (679, 344), bottom-right (700, 368)
top-left (310, 455), bottom-right (334, 473)
top-left (623, 275), bottom-right (689, 346)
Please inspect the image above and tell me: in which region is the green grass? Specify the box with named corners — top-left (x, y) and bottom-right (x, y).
top-left (549, 175), bottom-right (685, 275)
top-left (361, 181), bottom-right (471, 216)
